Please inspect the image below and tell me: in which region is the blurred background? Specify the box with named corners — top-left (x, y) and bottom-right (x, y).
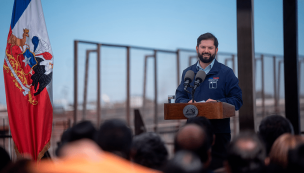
top-left (0, 0), bottom-right (303, 158)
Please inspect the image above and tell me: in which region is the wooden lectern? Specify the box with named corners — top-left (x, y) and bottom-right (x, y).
top-left (164, 102), bottom-right (235, 120)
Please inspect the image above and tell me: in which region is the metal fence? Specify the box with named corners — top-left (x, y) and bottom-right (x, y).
top-left (73, 41), bottom-right (304, 131)
top-left (0, 41), bottom-right (303, 158)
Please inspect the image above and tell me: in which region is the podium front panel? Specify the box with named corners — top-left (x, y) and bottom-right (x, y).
top-left (164, 102), bottom-right (235, 120)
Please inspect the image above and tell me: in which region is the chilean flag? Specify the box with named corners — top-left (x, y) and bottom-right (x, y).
top-left (3, 0), bottom-right (53, 160)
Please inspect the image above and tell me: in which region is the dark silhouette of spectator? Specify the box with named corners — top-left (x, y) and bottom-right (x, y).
top-left (96, 119), bottom-right (132, 160)
top-left (258, 115), bottom-right (294, 155)
top-left (287, 143), bottom-right (304, 173)
top-left (163, 150), bottom-right (203, 173)
top-left (131, 132), bottom-right (168, 170)
top-left (174, 124), bottom-right (211, 171)
top-left (31, 139), bottom-right (159, 173)
top-left (1, 159), bottom-right (31, 173)
top-left (268, 133), bottom-right (304, 168)
top-left (0, 146), bottom-right (11, 172)
top-left (186, 117), bottom-right (215, 149)
top-left (225, 131), bottom-right (266, 173)
top-left (56, 120), bottom-right (97, 157)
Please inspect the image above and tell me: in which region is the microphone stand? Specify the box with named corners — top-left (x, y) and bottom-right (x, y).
top-left (184, 82), bottom-right (201, 103)
top-left (192, 88), bottom-right (195, 103)
top-left (184, 86), bottom-right (196, 103)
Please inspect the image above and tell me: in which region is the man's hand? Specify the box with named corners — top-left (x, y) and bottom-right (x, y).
top-left (188, 100), bottom-right (196, 103)
top-left (206, 99), bottom-right (217, 102)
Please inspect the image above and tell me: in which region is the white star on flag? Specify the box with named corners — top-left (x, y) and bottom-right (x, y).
top-left (22, 55), bottom-right (31, 67)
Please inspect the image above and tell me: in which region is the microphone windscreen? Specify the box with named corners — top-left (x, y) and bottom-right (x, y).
top-left (184, 70), bottom-right (195, 82)
top-left (195, 70), bottom-right (206, 82)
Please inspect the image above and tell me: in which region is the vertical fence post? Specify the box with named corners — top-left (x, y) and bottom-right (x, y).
top-left (278, 60), bottom-right (282, 109)
top-left (126, 47), bottom-right (130, 126)
top-left (283, 0), bottom-right (300, 134)
top-left (154, 50), bottom-right (158, 132)
top-left (82, 50), bottom-right (90, 120)
top-left (97, 44), bottom-right (101, 127)
top-left (142, 56), bottom-right (148, 112)
top-left (261, 54), bottom-right (265, 118)
top-left (73, 40), bottom-right (78, 125)
top-left (237, 0), bottom-right (256, 130)
top-left (273, 56), bottom-right (278, 113)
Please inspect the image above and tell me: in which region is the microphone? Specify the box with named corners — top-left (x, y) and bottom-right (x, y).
top-left (193, 70), bottom-right (206, 90)
top-left (183, 70), bottom-right (195, 90)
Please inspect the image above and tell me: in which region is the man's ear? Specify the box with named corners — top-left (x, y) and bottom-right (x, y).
top-left (196, 46), bottom-right (199, 53)
top-left (215, 47), bottom-right (218, 54)
top-left (212, 134), bottom-right (216, 146)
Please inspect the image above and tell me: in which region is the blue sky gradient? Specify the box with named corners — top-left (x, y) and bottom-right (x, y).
top-left (0, 0), bottom-right (303, 105)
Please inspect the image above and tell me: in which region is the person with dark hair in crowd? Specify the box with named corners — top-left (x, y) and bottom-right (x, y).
top-left (96, 119), bottom-right (132, 160)
top-left (186, 117), bottom-right (215, 150)
top-left (163, 150), bottom-right (203, 173)
top-left (287, 143), bottom-right (304, 173)
top-left (225, 131), bottom-right (266, 173)
top-left (131, 132), bottom-right (168, 170)
top-left (174, 124), bottom-right (212, 172)
top-left (175, 33), bottom-right (243, 170)
top-left (55, 120), bottom-right (97, 157)
top-left (0, 146), bottom-right (11, 172)
top-left (258, 115), bottom-right (294, 156)
top-left (2, 159), bottom-right (32, 173)
top-left (31, 139), bottom-right (159, 173)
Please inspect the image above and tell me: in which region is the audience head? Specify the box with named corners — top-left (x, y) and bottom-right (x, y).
top-left (269, 133), bottom-right (304, 168)
top-left (131, 132), bottom-right (168, 170)
top-left (0, 147), bottom-right (11, 172)
top-left (58, 139), bottom-right (102, 159)
top-left (56, 120), bottom-right (97, 156)
top-left (287, 143), bottom-right (304, 173)
top-left (163, 150), bottom-right (203, 173)
top-left (1, 159), bottom-right (31, 173)
top-left (226, 131), bottom-right (266, 173)
top-left (174, 124), bottom-right (210, 165)
top-left (186, 117), bottom-right (215, 149)
top-left (96, 119), bottom-right (132, 160)
top-left (258, 115), bottom-right (294, 155)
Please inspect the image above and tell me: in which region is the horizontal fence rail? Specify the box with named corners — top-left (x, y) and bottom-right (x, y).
top-left (0, 40), bottom-right (303, 158)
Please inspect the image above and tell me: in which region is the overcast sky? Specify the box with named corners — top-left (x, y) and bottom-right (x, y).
top-left (0, 0), bottom-right (303, 105)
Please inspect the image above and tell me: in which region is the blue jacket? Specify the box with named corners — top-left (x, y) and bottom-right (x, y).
top-left (175, 60), bottom-right (243, 133)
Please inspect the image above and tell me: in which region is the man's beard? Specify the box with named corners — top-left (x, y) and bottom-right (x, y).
top-left (198, 52), bottom-right (216, 63)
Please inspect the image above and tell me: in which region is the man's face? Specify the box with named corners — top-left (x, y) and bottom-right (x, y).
top-left (196, 39), bottom-right (218, 63)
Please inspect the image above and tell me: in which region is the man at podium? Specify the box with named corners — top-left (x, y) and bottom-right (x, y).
top-left (175, 33), bottom-right (243, 170)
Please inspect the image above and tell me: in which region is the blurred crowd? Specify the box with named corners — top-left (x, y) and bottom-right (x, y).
top-left (0, 114), bottom-right (304, 173)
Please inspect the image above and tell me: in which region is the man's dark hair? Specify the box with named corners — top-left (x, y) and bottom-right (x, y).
top-left (258, 115), bottom-right (294, 155)
top-left (174, 124), bottom-right (209, 163)
top-left (0, 147), bottom-right (11, 172)
top-left (287, 143), bottom-right (304, 173)
top-left (197, 33), bottom-right (219, 48)
top-left (163, 150), bottom-right (203, 173)
top-left (96, 119), bottom-right (132, 160)
top-left (55, 120), bottom-right (97, 156)
top-left (186, 117), bottom-right (214, 150)
top-left (227, 131), bottom-right (266, 173)
top-left (131, 132), bottom-right (168, 170)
